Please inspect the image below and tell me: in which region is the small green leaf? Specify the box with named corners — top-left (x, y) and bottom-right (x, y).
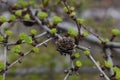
top-left (113, 67), bottom-right (120, 79)
top-left (12, 45), bottom-right (21, 53)
top-left (69, 12), bottom-right (76, 17)
top-left (37, 12), bottom-right (48, 20)
top-left (112, 29), bottom-right (120, 36)
top-left (10, 15), bottom-right (16, 21)
top-left (64, 7), bottom-right (68, 13)
top-left (83, 50), bottom-right (90, 56)
top-left (75, 60), bottom-right (82, 67)
top-left (52, 16), bottom-right (62, 24)
top-left (77, 18), bottom-right (86, 24)
top-left (0, 62), bottom-right (4, 70)
top-left (0, 36), bottom-right (4, 42)
top-left (74, 52), bottom-right (80, 58)
top-left (0, 16), bottom-right (7, 22)
top-left (31, 29), bottom-right (37, 35)
top-left (5, 30), bottom-right (13, 36)
top-left (24, 36), bottom-right (33, 44)
top-left (105, 61), bottom-right (112, 68)
top-left (32, 47), bottom-right (39, 53)
top-left (24, 14), bottom-right (30, 20)
top-left (51, 28), bottom-right (57, 34)
top-left (68, 28), bottom-right (78, 37)
top-left (19, 33), bottom-right (27, 40)
top-left (82, 31), bottom-right (89, 37)
top-left (70, 7), bottom-right (75, 11)
top-left (15, 10), bottom-right (22, 16)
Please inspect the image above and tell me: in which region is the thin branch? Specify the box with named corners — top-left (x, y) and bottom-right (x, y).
top-left (1, 38), bottom-right (53, 74)
top-left (7, 31), bottom-right (47, 46)
top-left (77, 45), bottom-right (110, 80)
top-left (64, 70), bottom-right (71, 80)
top-left (3, 45), bottom-right (7, 80)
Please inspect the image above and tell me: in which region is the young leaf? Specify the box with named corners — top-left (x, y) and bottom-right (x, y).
top-left (112, 29), bottom-right (120, 36)
top-left (37, 12), bottom-right (48, 20)
top-left (75, 60), bottom-right (82, 67)
top-left (0, 36), bottom-right (4, 42)
top-left (19, 33), bottom-right (27, 40)
top-left (32, 47), bottom-right (39, 53)
top-left (31, 29), bottom-right (37, 35)
top-left (12, 45), bottom-right (21, 53)
top-left (83, 50), bottom-right (90, 56)
top-left (51, 28), bottom-right (57, 34)
top-left (52, 16), bottom-right (62, 24)
top-left (10, 15), bottom-right (16, 21)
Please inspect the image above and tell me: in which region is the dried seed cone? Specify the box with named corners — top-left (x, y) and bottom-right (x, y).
top-left (56, 37), bottom-right (75, 55)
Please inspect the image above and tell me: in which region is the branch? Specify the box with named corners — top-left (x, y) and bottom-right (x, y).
top-left (77, 45), bottom-right (110, 80)
top-left (1, 38), bottom-right (53, 74)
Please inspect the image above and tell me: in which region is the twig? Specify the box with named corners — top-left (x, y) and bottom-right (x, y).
top-left (3, 45), bottom-right (7, 80)
top-left (64, 70), bottom-right (71, 80)
top-left (1, 38), bottom-right (53, 73)
top-left (77, 45), bottom-right (110, 80)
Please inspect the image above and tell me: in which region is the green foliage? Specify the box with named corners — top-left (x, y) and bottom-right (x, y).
top-left (31, 29), bottom-right (37, 35)
top-left (68, 28), bottom-right (78, 37)
top-left (5, 30), bottom-right (13, 36)
top-left (83, 50), bottom-right (90, 56)
top-left (0, 36), bottom-right (4, 42)
top-left (19, 33), bottom-right (27, 40)
top-left (15, 10), bottom-right (22, 17)
top-left (17, 0), bottom-right (28, 7)
top-left (75, 60), bottom-right (82, 67)
top-left (69, 12), bottom-right (76, 17)
top-left (32, 47), bottom-right (39, 53)
top-left (52, 16), bottom-right (62, 24)
top-left (37, 12), bottom-right (48, 20)
top-left (10, 15), bottom-right (16, 21)
top-left (64, 7), bottom-right (68, 13)
top-left (104, 61), bottom-right (112, 68)
top-left (50, 28), bottom-right (57, 34)
top-left (0, 62), bottom-right (4, 70)
top-left (77, 18), bottom-right (86, 24)
top-left (82, 31), bottom-right (89, 37)
top-left (12, 45), bottom-right (21, 53)
top-left (74, 52), bottom-right (80, 58)
top-left (24, 14), bottom-right (31, 20)
top-left (0, 16), bottom-right (7, 22)
top-left (24, 36), bottom-right (33, 44)
top-left (112, 29), bottom-right (120, 36)
top-left (113, 67), bottom-right (120, 79)
top-left (70, 7), bottom-right (75, 11)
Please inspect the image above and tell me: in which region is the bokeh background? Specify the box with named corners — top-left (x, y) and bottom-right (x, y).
top-left (0, 0), bottom-right (120, 80)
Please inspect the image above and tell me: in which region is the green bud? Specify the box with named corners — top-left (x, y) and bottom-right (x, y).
top-left (77, 18), bottom-right (86, 24)
top-left (10, 15), bottom-right (16, 21)
top-left (74, 52), bottom-right (80, 58)
top-left (37, 12), bottom-right (48, 20)
top-left (75, 60), bottom-right (82, 67)
top-left (64, 7), bottom-right (68, 13)
top-left (82, 31), bottom-right (89, 37)
top-left (105, 61), bottom-right (112, 68)
top-left (68, 28), bottom-right (78, 37)
top-left (31, 29), bottom-right (37, 35)
top-left (70, 7), bottom-right (75, 11)
top-left (83, 50), bottom-right (90, 56)
top-left (112, 29), bottom-right (120, 36)
top-left (19, 33), bottom-right (27, 40)
top-left (52, 16), bottom-right (62, 24)
top-left (15, 10), bottom-right (22, 16)
top-left (5, 30), bottom-right (13, 36)
top-left (0, 36), bottom-right (4, 42)
top-left (32, 47), bottom-right (39, 53)
top-left (0, 16), bottom-right (7, 22)
top-left (12, 45), bottom-right (21, 53)
top-left (24, 36), bottom-right (33, 44)
top-left (24, 14), bottom-right (30, 20)
top-left (51, 28), bottom-right (57, 34)
top-left (69, 12), bottom-right (76, 17)
top-left (0, 62), bottom-right (4, 70)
